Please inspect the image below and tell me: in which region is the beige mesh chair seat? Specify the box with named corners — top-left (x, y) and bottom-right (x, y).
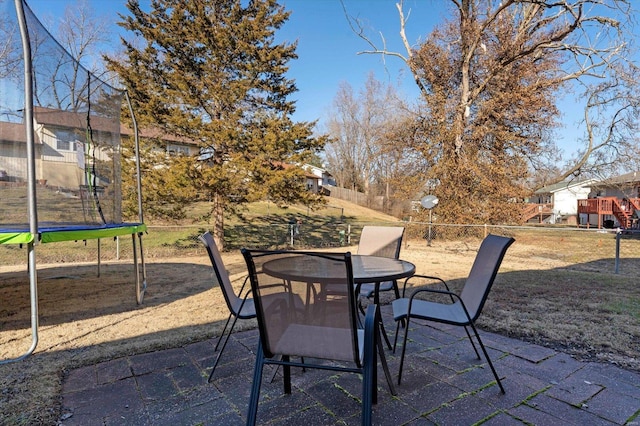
top-left (199, 232), bottom-right (255, 382)
top-left (242, 249), bottom-right (396, 426)
top-left (392, 234), bottom-right (515, 392)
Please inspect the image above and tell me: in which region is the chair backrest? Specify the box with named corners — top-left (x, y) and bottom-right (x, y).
top-left (242, 249), bottom-right (361, 364)
top-left (199, 232), bottom-right (241, 314)
top-left (357, 226), bottom-right (404, 259)
top-left (460, 234), bottom-right (515, 321)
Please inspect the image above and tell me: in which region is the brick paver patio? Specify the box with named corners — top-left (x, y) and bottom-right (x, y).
top-left (59, 305), bottom-right (640, 425)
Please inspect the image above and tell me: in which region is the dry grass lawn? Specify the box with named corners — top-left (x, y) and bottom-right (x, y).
top-left (1, 233), bottom-right (640, 424)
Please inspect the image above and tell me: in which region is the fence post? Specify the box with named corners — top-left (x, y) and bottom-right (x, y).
top-left (427, 210), bottom-right (433, 246)
top-left (615, 229), bottom-right (621, 274)
top-left (289, 221), bottom-right (294, 246)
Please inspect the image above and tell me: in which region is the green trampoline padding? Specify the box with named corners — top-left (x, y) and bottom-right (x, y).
top-left (0, 223), bottom-right (147, 245)
top-left (0, 232), bottom-right (34, 245)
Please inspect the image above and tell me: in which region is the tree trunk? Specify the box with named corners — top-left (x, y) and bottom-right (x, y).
top-left (213, 192), bottom-right (225, 251)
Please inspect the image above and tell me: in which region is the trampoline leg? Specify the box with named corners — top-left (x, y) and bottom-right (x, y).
top-left (138, 232), bottom-right (148, 300)
top-left (97, 238), bottom-right (101, 277)
top-left (0, 241), bottom-right (39, 364)
top-left (133, 232), bottom-right (147, 304)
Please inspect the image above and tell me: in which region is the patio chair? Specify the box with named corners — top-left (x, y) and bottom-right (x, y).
top-left (355, 225), bottom-right (405, 301)
top-left (392, 234), bottom-right (515, 392)
top-left (242, 249), bottom-right (395, 426)
top-left (199, 232), bottom-right (255, 383)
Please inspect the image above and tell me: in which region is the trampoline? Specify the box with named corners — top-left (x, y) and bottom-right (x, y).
top-left (0, 0), bottom-right (147, 363)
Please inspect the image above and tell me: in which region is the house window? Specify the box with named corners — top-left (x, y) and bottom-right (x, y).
top-left (167, 144), bottom-right (190, 155)
top-left (56, 130), bottom-right (77, 151)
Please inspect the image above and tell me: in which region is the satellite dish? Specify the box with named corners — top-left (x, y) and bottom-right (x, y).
top-left (420, 195), bottom-right (439, 209)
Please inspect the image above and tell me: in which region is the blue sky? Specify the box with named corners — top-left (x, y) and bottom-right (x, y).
top-left (24, 0), bottom-right (605, 160)
top-left (26, 0), bottom-right (439, 125)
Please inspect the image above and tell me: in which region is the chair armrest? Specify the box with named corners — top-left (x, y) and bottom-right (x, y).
top-left (401, 274), bottom-right (451, 297)
top-left (364, 304), bottom-right (378, 334)
top-left (363, 304), bottom-right (377, 362)
top-left (407, 287), bottom-right (474, 324)
top-left (408, 286), bottom-right (459, 302)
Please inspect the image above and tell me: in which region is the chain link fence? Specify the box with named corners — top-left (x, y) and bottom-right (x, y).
top-left (1, 222), bottom-right (638, 275)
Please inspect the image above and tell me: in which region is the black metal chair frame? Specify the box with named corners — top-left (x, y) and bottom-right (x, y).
top-left (392, 234), bottom-right (515, 392)
top-left (242, 249), bottom-right (395, 426)
top-left (199, 232), bottom-right (254, 383)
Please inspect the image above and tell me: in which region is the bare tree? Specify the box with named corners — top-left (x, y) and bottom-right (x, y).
top-left (325, 76), bottom-right (391, 193)
top-left (324, 73), bottom-right (414, 211)
top-left (0, 12), bottom-right (21, 80)
top-left (29, 0), bottom-right (112, 110)
top-left (346, 0), bottom-right (637, 223)
top-left (0, 9), bottom-right (24, 122)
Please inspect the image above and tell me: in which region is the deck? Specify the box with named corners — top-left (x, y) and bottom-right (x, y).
top-left (577, 197), bottom-right (640, 228)
top-left (521, 203), bottom-right (554, 223)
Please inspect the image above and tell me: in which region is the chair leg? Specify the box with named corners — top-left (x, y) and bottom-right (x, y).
top-left (392, 282), bottom-right (406, 329)
top-left (392, 280), bottom-right (400, 300)
top-left (214, 313), bottom-right (233, 351)
top-left (283, 355), bottom-right (292, 394)
top-left (269, 357), bottom-right (281, 383)
top-left (269, 356), bottom-right (306, 384)
top-left (354, 283), bottom-right (367, 316)
top-left (378, 318), bottom-right (393, 350)
top-left (469, 323), bottom-right (505, 394)
top-left (362, 354), bottom-right (374, 426)
top-left (357, 297), bottom-right (367, 316)
top-left (208, 314), bottom-right (240, 382)
top-left (463, 325), bottom-right (481, 360)
top-left (362, 305), bottom-right (377, 425)
top-left (377, 324), bottom-right (397, 396)
top-left (397, 316), bottom-right (411, 385)
top-left (393, 319), bottom-right (401, 353)
top-left (247, 343), bottom-right (265, 426)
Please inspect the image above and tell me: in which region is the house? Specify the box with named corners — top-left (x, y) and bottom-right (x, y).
top-left (0, 107), bottom-right (199, 191)
top-left (524, 178), bottom-right (597, 224)
top-left (587, 171), bottom-right (640, 199)
top-left (0, 107), bottom-right (127, 189)
top-left (0, 121), bottom-right (40, 183)
top-left (302, 164), bottom-right (336, 193)
top-left (120, 125), bottom-right (199, 158)
top-left (1, 110), bottom-right (328, 201)
top-left (577, 171), bottom-right (640, 228)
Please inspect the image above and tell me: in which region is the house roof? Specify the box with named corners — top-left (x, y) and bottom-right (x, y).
top-left (0, 121), bottom-right (42, 144)
top-left (2, 107), bottom-right (198, 149)
top-left (534, 178), bottom-right (597, 194)
top-left (34, 106), bottom-right (119, 133)
top-left (274, 161), bottom-right (318, 179)
top-left (120, 124), bottom-right (196, 145)
top-left (303, 164), bottom-right (333, 177)
top-left (592, 171), bottom-right (640, 186)
top-left (36, 106), bottom-right (196, 145)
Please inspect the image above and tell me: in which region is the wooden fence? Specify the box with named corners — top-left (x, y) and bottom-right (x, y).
top-left (323, 185), bottom-right (384, 210)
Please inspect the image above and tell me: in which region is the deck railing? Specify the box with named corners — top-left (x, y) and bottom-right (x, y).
top-left (522, 203), bottom-right (553, 222)
top-left (577, 197), bottom-right (637, 228)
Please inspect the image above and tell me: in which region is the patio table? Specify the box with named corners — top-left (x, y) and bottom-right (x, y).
top-left (263, 254), bottom-right (415, 287)
top-left (261, 253), bottom-right (413, 396)
top-left (263, 254), bottom-right (415, 348)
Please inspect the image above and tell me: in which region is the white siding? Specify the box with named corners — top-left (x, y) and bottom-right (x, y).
top-left (552, 186), bottom-right (592, 215)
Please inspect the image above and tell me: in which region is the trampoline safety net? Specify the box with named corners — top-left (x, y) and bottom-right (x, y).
top-left (0, 0), bottom-right (126, 234)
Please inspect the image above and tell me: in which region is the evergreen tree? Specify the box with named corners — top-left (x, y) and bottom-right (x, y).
top-left (106, 0), bottom-right (326, 248)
